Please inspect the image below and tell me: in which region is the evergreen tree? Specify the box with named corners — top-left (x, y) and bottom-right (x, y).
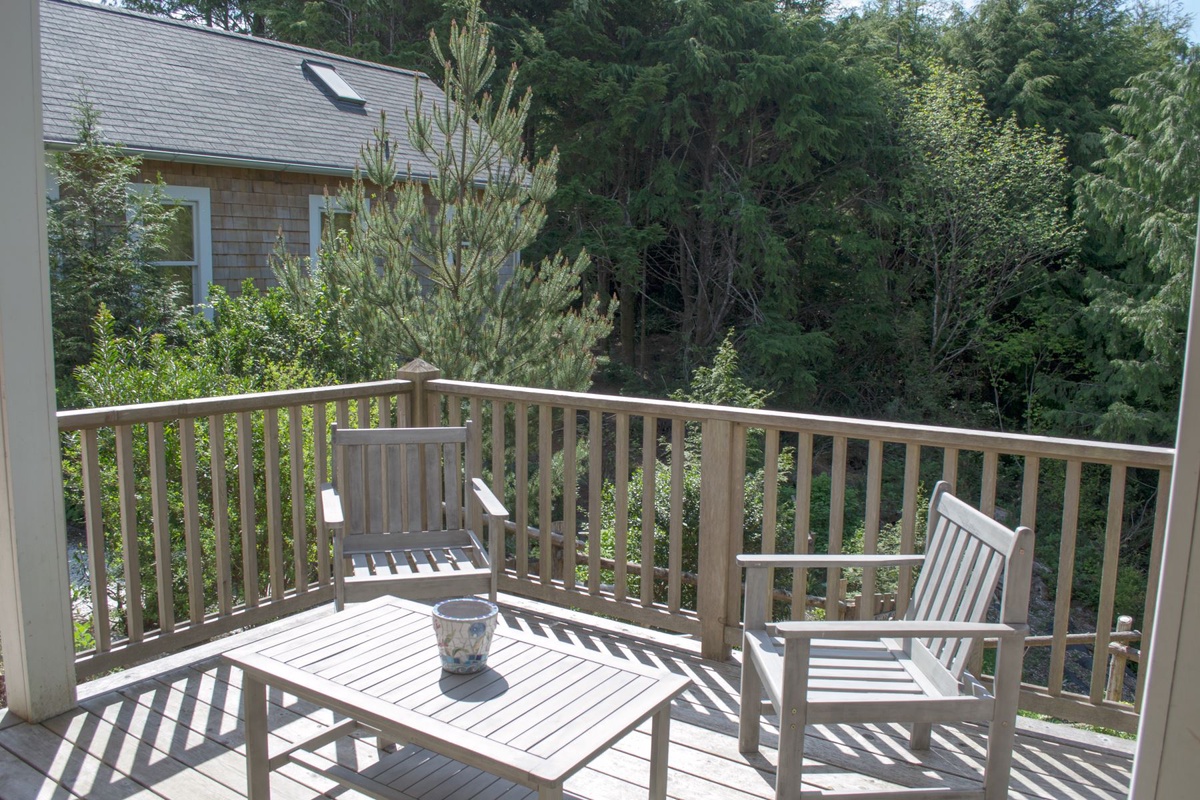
top-left (944, 0), bottom-right (1186, 169)
top-left (1077, 50), bottom-right (1200, 442)
top-left (47, 100), bottom-right (183, 398)
top-left (278, 0), bottom-right (612, 390)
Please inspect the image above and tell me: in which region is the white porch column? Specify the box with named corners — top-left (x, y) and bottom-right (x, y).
top-left (1130, 211), bottom-right (1200, 797)
top-left (0, 0), bottom-right (77, 721)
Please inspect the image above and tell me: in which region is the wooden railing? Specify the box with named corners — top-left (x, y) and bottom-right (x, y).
top-left (58, 378), bottom-right (413, 679)
top-left (57, 368), bottom-right (1173, 732)
top-left (429, 376), bottom-right (1173, 733)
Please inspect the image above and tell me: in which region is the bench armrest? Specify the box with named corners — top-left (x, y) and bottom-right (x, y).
top-left (767, 620), bottom-right (1028, 640)
top-left (320, 484), bottom-right (344, 527)
top-left (472, 478), bottom-right (509, 519)
top-left (737, 554), bottom-right (926, 569)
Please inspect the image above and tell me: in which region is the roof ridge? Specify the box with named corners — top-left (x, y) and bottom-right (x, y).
top-left (45, 0), bottom-right (432, 81)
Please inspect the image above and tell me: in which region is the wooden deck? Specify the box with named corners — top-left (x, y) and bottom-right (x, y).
top-left (0, 596), bottom-right (1135, 799)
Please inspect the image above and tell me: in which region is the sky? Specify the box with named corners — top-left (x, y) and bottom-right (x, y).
top-left (832, 0), bottom-right (1200, 43)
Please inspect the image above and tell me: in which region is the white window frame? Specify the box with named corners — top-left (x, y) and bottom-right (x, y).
top-left (309, 194), bottom-right (366, 268)
top-left (129, 184), bottom-right (213, 316)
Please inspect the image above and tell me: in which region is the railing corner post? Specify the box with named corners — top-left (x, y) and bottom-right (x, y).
top-left (698, 418), bottom-right (736, 661)
top-left (397, 359), bottom-right (441, 427)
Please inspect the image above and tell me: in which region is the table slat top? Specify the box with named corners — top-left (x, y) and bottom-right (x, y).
top-left (223, 596), bottom-right (691, 783)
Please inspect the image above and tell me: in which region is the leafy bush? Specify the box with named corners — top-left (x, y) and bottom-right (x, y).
top-left (62, 308), bottom-right (336, 642)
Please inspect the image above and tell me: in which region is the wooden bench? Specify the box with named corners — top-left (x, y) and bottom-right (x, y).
top-left (322, 421), bottom-right (508, 607)
top-left (738, 481), bottom-right (1034, 800)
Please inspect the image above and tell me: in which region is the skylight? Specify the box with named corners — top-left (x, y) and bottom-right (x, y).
top-left (303, 61), bottom-right (366, 106)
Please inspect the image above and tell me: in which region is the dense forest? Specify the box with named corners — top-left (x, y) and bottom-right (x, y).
top-left (123, 0), bottom-right (1200, 446)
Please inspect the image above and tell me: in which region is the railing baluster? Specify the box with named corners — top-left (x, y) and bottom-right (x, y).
top-left (861, 439), bottom-right (883, 621)
top-left (468, 396), bottom-right (483, 537)
top-left (237, 410), bottom-right (259, 608)
top-left (981, 450), bottom-right (998, 517)
top-left (588, 410), bottom-right (602, 596)
top-left (147, 421), bottom-right (174, 634)
top-left (642, 415), bottom-right (658, 606)
top-left (210, 415), bottom-right (232, 615)
top-left (668, 419), bottom-right (684, 614)
top-left (827, 435), bottom-right (848, 620)
top-left (793, 432), bottom-right (813, 621)
top-left (1091, 465), bottom-right (1127, 703)
top-left (1021, 456), bottom-right (1040, 529)
top-left (539, 404), bottom-right (553, 584)
top-left (1137, 468), bottom-right (1171, 711)
top-left (490, 400), bottom-right (505, 570)
top-left (264, 408), bottom-right (284, 602)
top-left (80, 429), bottom-right (110, 651)
top-left (179, 419), bottom-right (203, 625)
top-left (289, 405), bottom-right (307, 594)
top-left (357, 396), bottom-right (371, 428)
top-left (313, 403), bottom-right (329, 588)
top-left (614, 412), bottom-right (630, 601)
top-left (943, 447), bottom-right (959, 493)
top-left (115, 424), bottom-right (143, 643)
top-left (490, 399), bottom-right (505, 501)
top-left (564, 407), bottom-right (578, 591)
top-left (759, 428), bottom-right (779, 618)
top-left (725, 425), bottom-right (748, 637)
top-left (516, 401), bottom-right (529, 580)
top-left (1049, 459), bottom-right (1082, 696)
top-left (896, 443), bottom-right (920, 618)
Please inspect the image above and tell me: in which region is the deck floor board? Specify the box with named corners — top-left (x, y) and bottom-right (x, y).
top-left (0, 598), bottom-right (1133, 799)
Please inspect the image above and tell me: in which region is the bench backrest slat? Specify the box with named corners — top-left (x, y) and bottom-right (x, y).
top-left (331, 424), bottom-right (470, 536)
top-left (905, 481), bottom-right (1034, 680)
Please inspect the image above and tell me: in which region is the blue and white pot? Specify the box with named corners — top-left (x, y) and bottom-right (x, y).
top-left (431, 598), bottom-right (499, 674)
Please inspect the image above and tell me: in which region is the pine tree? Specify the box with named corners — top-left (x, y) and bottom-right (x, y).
top-left (277, 0), bottom-right (612, 390)
top-left (1076, 51), bottom-right (1200, 442)
top-left (48, 100), bottom-right (183, 396)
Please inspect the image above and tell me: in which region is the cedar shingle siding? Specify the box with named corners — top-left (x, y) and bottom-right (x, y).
top-left (138, 161), bottom-right (349, 292)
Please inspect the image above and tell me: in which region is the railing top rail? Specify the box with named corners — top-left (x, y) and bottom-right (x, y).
top-left (431, 379), bottom-right (1175, 469)
top-left (58, 379), bottom-right (413, 431)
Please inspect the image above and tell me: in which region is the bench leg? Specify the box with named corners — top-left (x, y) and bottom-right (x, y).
top-left (649, 705), bottom-right (671, 799)
top-left (538, 783), bottom-right (564, 799)
top-left (910, 722), bottom-right (932, 750)
top-left (984, 635), bottom-right (1022, 800)
top-left (775, 639), bottom-right (810, 800)
top-left (739, 635), bottom-right (764, 753)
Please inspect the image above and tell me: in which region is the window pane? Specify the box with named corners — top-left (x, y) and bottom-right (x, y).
top-left (159, 265), bottom-right (195, 305)
top-left (321, 209), bottom-right (354, 241)
top-left (163, 204), bottom-right (195, 262)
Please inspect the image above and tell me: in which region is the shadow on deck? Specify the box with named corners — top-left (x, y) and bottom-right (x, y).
top-left (0, 596), bottom-right (1134, 799)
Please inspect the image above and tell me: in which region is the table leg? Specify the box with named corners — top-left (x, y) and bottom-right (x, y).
top-left (243, 674), bottom-right (270, 800)
top-left (649, 705), bottom-right (671, 799)
top-left (538, 783), bottom-right (564, 799)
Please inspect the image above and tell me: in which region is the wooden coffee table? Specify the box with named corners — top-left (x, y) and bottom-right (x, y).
top-left (223, 596), bottom-right (691, 799)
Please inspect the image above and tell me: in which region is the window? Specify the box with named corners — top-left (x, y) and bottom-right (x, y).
top-left (129, 184), bottom-right (213, 313)
top-left (309, 194), bottom-right (365, 267)
top-left (303, 60), bottom-right (366, 105)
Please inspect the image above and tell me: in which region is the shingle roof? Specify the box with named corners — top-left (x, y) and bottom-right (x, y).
top-left (40, 0), bottom-right (448, 178)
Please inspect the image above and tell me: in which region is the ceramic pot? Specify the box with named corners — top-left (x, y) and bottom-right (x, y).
top-left (431, 598), bottom-right (499, 673)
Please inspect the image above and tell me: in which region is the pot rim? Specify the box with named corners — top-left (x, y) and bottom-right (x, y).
top-left (431, 597), bottom-right (499, 622)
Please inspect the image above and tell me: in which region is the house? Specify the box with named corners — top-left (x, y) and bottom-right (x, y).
top-left (40, 0), bottom-right (451, 306)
